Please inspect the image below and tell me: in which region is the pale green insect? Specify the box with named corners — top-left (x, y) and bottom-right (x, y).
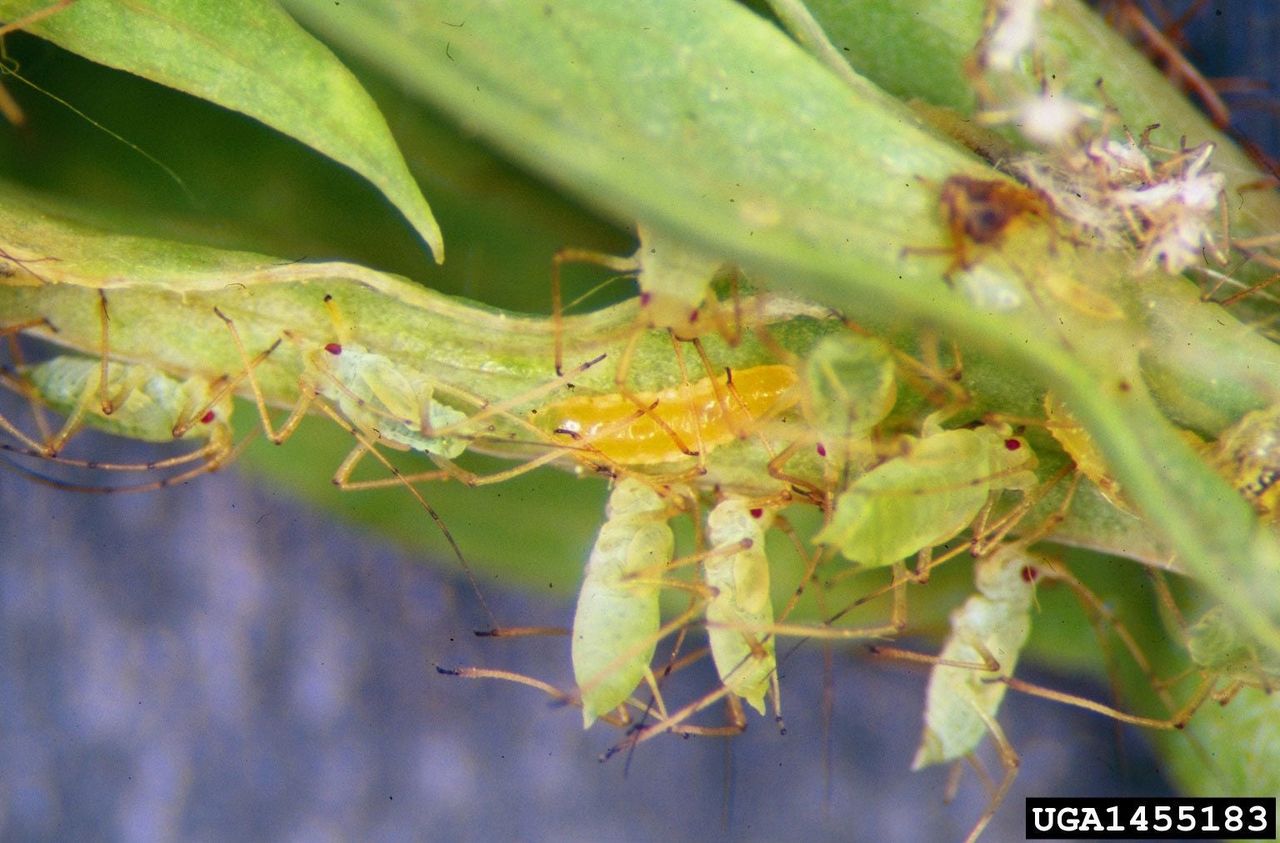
top-left (802, 331), bottom-right (897, 471)
top-left (1180, 606), bottom-right (1280, 705)
top-left (222, 295), bottom-right (469, 460)
top-left (814, 413), bottom-right (1038, 566)
top-left (0, 353), bottom-right (235, 485)
top-left (913, 545), bottom-right (1039, 768)
top-left (551, 223), bottom-right (733, 375)
top-left (571, 476), bottom-right (675, 728)
top-left (704, 497), bottom-right (777, 716)
top-left (632, 223), bottom-right (727, 337)
top-left (1043, 390), bottom-right (1131, 513)
top-left (912, 544), bottom-right (1040, 843)
top-left (303, 336), bottom-right (469, 460)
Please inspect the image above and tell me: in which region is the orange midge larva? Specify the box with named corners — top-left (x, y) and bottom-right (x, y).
top-left (540, 364), bottom-right (798, 465)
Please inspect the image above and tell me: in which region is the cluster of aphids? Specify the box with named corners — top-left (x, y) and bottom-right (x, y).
top-left (510, 217), bottom-right (1280, 843)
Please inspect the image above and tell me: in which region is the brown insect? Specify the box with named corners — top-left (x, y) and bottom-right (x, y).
top-left (935, 175), bottom-right (1054, 278)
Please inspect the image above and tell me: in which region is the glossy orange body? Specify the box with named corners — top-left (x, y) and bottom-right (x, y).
top-left (539, 364), bottom-right (798, 465)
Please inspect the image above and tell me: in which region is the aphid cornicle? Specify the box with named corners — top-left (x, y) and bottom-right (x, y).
top-left (571, 477), bottom-right (675, 727)
top-left (704, 497), bottom-right (777, 715)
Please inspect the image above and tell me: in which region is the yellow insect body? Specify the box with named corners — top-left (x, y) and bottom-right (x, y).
top-left (540, 364), bottom-right (797, 466)
top-left (705, 498), bottom-right (776, 715)
top-left (1208, 405), bottom-right (1280, 519)
top-left (571, 478), bottom-right (675, 727)
top-left (1044, 391), bottom-right (1130, 512)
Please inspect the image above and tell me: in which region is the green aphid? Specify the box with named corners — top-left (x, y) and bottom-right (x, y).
top-left (571, 477), bottom-right (675, 728)
top-left (25, 354), bottom-right (233, 448)
top-left (1207, 405), bottom-right (1280, 520)
top-left (803, 332), bottom-right (897, 468)
top-left (912, 545), bottom-right (1040, 768)
top-left (310, 341), bottom-right (468, 459)
top-left (815, 414), bottom-right (1038, 567)
top-left (704, 497), bottom-right (777, 716)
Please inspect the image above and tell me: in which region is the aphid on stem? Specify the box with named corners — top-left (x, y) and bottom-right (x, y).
top-left (0, 295), bottom-right (263, 492)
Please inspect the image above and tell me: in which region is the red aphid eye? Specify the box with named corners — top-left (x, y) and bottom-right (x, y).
top-left (1020, 566), bottom-right (1039, 583)
top-left (639, 291), bottom-right (652, 305)
top-left (816, 442), bottom-right (828, 457)
top-left (688, 309), bottom-right (700, 323)
top-left (200, 410), bottom-right (216, 424)
top-left (1004, 438), bottom-right (1021, 451)
top-left (749, 508), bottom-right (764, 519)
top-left (324, 342), bottom-right (342, 355)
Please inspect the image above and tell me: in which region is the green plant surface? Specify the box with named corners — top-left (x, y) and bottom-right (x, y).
top-left (279, 0), bottom-right (1280, 657)
top-left (4, 0), bottom-right (1280, 818)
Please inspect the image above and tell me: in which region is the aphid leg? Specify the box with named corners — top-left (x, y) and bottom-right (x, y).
top-left (95, 290), bottom-right (115, 415)
top-left (960, 705), bottom-right (1019, 843)
top-left (46, 363), bottom-right (145, 455)
top-left (613, 328), bottom-right (702, 460)
top-left (600, 682), bottom-right (748, 761)
top-left (212, 306), bottom-right (307, 445)
top-left (992, 564), bottom-right (1226, 732)
top-left (1215, 272), bottom-right (1280, 308)
top-left (760, 560), bottom-right (914, 644)
top-left (0, 316), bottom-right (58, 447)
top-left (969, 464), bottom-right (1077, 557)
top-left (551, 246), bottom-right (639, 376)
top-left (998, 673), bottom-right (1213, 730)
top-left (0, 427), bottom-right (250, 494)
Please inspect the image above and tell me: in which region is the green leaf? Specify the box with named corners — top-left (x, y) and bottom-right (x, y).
top-left (0, 0), bottom-right (444, 259)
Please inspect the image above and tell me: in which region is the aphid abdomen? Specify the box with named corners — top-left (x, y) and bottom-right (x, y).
top-left (571, 479), bottom-right (674, 727)
top-left (542, 364), bottom-right (797, 465)
top-left (705, 498), bottom-right (776, 715)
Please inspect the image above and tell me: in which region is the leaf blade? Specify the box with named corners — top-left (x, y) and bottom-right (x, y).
top-left (1, 0), bottom-right (444, 259)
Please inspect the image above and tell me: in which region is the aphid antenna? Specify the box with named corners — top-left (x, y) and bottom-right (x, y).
top-left (550, 245), bottom-right (641, 376)
top-left (433, 664), bottom-right (633, 729)
top-left (427, 351), bottom-right (608, 439)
